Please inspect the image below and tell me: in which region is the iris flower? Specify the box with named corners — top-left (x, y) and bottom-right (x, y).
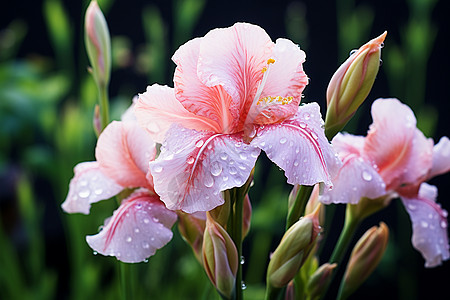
top-left (321, 98), bottom-right (450, 267)
top-left (62, 106), bottom-right (177, 263)
top-left (135, 23), bottom-right (341, 213)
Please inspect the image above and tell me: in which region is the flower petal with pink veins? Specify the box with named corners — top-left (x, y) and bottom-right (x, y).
top-left (363, 98), bottom-right (432, 189)
top-left (331, 133), bottom-right (365, 159)
top-left (96, 121), bottom-right (155, 189)
top-left (320, 155), bottom-right (386, 204)
top-left (135, 84), bottom-right (219, 143)
top-left (61, 162), bottom-right (123, 214)
top-left (197, 23), bottom-right (273, 127)
top-left (173, 38), bottom-right (235, 133)
top-left (429, 136), bottom-right (450, 178)
top-left (150, 125), bottom-right (260, 213)
top-left (251, 103), bottom-right (341, 189)
top-left (401, 183), bottom-right (449, 268)
top-left (253, 38), bottom-right (308, 125)
top-left (86, 189), bottom-right (177, 263)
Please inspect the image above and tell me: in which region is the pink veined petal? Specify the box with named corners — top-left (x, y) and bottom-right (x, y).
top-left (331, 132), bottom-right (365, 159)
top-left (120, 95), bottom-right (138, 122)
top-left (86, 189), bottom-right (177, 263)
top-left (253, 38), bottom-right (308, 125)
top-left (251, 103), bottom-right (342, 189)
top-left (319, 155), bottom-right (386, 204)
top-left (150, 125), bottom-right (260, 213)
top-left (61, 162), bottom-right (123, 214)
top-left (197, 23), bottom-right (274, 130)
top-left (135, 84), bottom-right (220, 143)
top-left (363, 98), bottom-right (428, 189)
top-left (173, 38), bottom-right (235, 133)
top-left (96, 121), bottom-right (155, 189)
top-left (401, 183), bottom-right (450, 268)
top-left (429, 136), bottom-right (450, 179)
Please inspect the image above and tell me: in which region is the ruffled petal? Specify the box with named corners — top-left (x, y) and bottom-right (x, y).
top-left (363, 98), bottom-right (432, 189)
top-left (86, 189), bottom-right (177, 263)
top-left (253, 38), bottom-right (308, 125)
top-left (401, 183), bottom-right (449, 267)
top-left (320, 155), bottom-right (386, 204)
top-left (135, 84), bottom-right (219, 143)
top-left (429, 136), bottom-right (450, 178)
top-left (197, 23), bottom-right (274, 128)
top-left (251, 103), bottom-right (341, 189)
top-left (173, 38), bottom-right (235, 133)
top-left (96, 121), bottom-right (155, 189)
top-left (150, 125), bottom-right (260, 213)
top-left (331, 132), bottom-right (365, 158)
top-left (61, 162), bottom-right (123, 214)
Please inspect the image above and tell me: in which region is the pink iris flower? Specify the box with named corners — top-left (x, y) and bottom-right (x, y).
top-left (135, 23), bottom-right (341, 213)
top-left (62, 105), bottom-right (177, 263)
top-left (321, 98), bottom-right (450, 267)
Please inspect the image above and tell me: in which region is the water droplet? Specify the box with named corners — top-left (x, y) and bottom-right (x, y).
top-left (196, 140), bottom-right (204, 148)
top-left (229, 167), bottom-right (238, 175)
top-left (260, 141), bottom-right (266, 147)
top-left (352, 186), bottom-right (357, 191)
top-left (240, 153), bottom-right (248, 160)
top-left (235, 177), bottom-right (244, 185)
top-left (441, 221), bottom-right (448, 228)
top-left (362, 170), bottom-right (373, 181)
top-left (241, 281), bottom-right (247, 290)
top-left (93, 251), bottom-right (98, 255)
top-left (134, 228), bottom-right (140, 233)
top-left (304, 113), bottom-right (310, 120)
top-left (126, 236), bottom-right (132, 242)
top-left (240, 256), bottom-right (245, 264)
top-left (79, 180), bottom-right (88, 186)
top-left (204, 176), bottom-right (214, 188)
top-left (251, 151), bottom-right (259, 158)
top-left (249, 126), bottom-right (257, 138)
top-left (349, 49), bottom-right (358, 56)
top-left (143, 259), bottom-right (149, 263)
top-left (153, 217), bottom-right (160, 223)
top-left (164, 153), bottom-right (174, 161)
top-left (380, 42), bottom-right (385, 48)
top-left (142, 241), bottom-right (150, 249)
top-left (94, 188), bottom-right (103, 195)
top-left (280, 137), bottom-right (287, 144)
top-left (211, 162), bottom-right (223, 176)
top-left (220, 152), bottom-right (228, 160)
top-left (186, 156), bottom-right (195, 164)
top-left (420, 221), bottom-right (429, 228)
top-left (235, 141), bottom-right (242, 148)
top-left (78, 189), bottom-right (90, 198)
top-left (303, 158), bottom-right (308, 163)
top-left (294, 161), bottom-right (299, 166)
top-left (153, 165), bottom-right (163, 173)
top-left (299, 122), bottom-right (307, 128)
top-left (135, 203), bottom-right (142, 209)
top-left (238, 165), bottom-right (246, 170)
top-left (379, 59), bottom-right (383, 66)
top-left (144, 218), bottom-right (150, 224)
top-left (408, 203), bottom-right (416, 210)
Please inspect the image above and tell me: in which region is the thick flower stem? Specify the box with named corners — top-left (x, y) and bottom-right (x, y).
top-left (98, 82), bottom-right (110, 132)
top-left (232, 192), bottom-right (244, 300)
top-left (119, 262), bottom-right (133, 300)
top-left (286, 185), bottom-right (314, 229)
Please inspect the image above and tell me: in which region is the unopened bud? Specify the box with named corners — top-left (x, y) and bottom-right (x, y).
top-left (202, 213), bottom-right (238, 298)
top-left (347, 195), bottom-right (391, 223)
top-left (267, 205), bottom-right (321, 288)
top-left (305, 184), bottom-right (325, 226)
top-left (85, 1), bottom-right (111, 86)
top-left (242, 195), bottom-right (252, 238)
top-left (340, 222), bottom-right (389, 299)
top-left (325, 32), bottom-right (387, 138)
top-left (305, 263), bottom-right (337, 300)
top-left (177, 211), bottom-right (206, 264)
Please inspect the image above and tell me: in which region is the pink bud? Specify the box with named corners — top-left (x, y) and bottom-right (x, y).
top-left (177, 211), bottom-right (206, 264)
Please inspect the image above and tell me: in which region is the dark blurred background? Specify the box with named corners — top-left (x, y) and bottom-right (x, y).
top-left (1, 0), bottom-right (449, 299)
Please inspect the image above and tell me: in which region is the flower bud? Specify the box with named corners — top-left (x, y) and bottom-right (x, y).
top-left (347, 195), bottom-right (392, 223)
top-left (305, 184), bottom-right (325, 226)
top-left (202, 213), bottom-right (238, 298)
top-left (266, 205), bottom-right (321, 288)
top-left (85, 1), bottom-right (111, 86)
top-left (305, 263), bottom-right (337, 300)
top-left (339, 222), bottom-right (389, 299)
top-left (242, 194), bottom-right (252, 238)
top-left (177, 211), bottom-right (206, 264)
top-left (325, 32), bottom-right (387, 138)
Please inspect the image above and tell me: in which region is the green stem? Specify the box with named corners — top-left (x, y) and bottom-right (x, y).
top-left (120, 263), bottom-right (133, 300)
top-left (98, 82), bottom-right (110, 131)
top-left (286, 185), bottom-right (314, 229)
top-left (232, 191), bottom-right (244, 300)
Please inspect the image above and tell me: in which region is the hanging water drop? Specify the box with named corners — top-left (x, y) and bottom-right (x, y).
top-left (93, 251), bottom-right (98, 255)
top-left (362, 170), bottom-right (373, 181)
top-left (349, 49), bottom-right (358, 56)
top-left (240, 256), bottom-right (245, 265)
top-left (241, 281), bottom-right (247, 290)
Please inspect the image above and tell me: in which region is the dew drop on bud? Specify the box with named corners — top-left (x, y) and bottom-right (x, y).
top-left (349, 49), bottom-right (358, 56)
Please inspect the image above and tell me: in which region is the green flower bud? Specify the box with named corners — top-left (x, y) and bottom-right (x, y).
top-left (266, 206), bottom-right (321, 288)
top-left (339, 222), bottom-right (389, 299)
top-left (325, 32), bottom-right (387, 139)
top-left (202, 213), bottom-right (238, 299)
top-left (85, 1), bottom-right (111, 86)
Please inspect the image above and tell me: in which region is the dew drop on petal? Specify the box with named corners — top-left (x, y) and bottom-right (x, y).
top-left (196, 140), bottom-right (204, 148)
top-left (220, 152), bottom-right (228, 160)
top-left (294, 161), bottom-right (299, 167)
top-left (204, 176), bottom-right (214, 188)
top-left (223, 175), bottom-right (229, 181)
top-left (126, 236), bottom-right (132, 242)
top-left (229, 167), bottom-right (238, 175)
top-left (211, 162), bottom-right (223, 176)
top-left (186, 156), bottom-right (195, 164)
top-left (134, 228), bottom-right (140, 233)
top-left (260, 141), bottom-right (266, 147)
top-left (142, 241), bottom-right (150, 249)
top-left (280, 137), bottom-right (287, 144)
top-left (240, 153), bottom-right (248, 160)
top-left (152, 217), bottom-right (159, 223)
top-left (299, 122), bottom-right (306, 129)
top-left (362, 170), bottom-right (373, 181)
top-left (408, 203), bottom-right (416, 210)
top-left (78, 189), bottom-right (90, 198)
top-left (144, 218), bottom-right (150, 224)
top-left (135, 203), bottom-right (142, 209)
top-left (420, 221), bottom-right (429, 228)
top-left (441, 221), bottom-right (448, 229)
top-left (94, 188), bottom-right (103, 195)
top-left (153, 165), bottom-right (163, 173)
top-left (164, 153), bottom-right (174, 161)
